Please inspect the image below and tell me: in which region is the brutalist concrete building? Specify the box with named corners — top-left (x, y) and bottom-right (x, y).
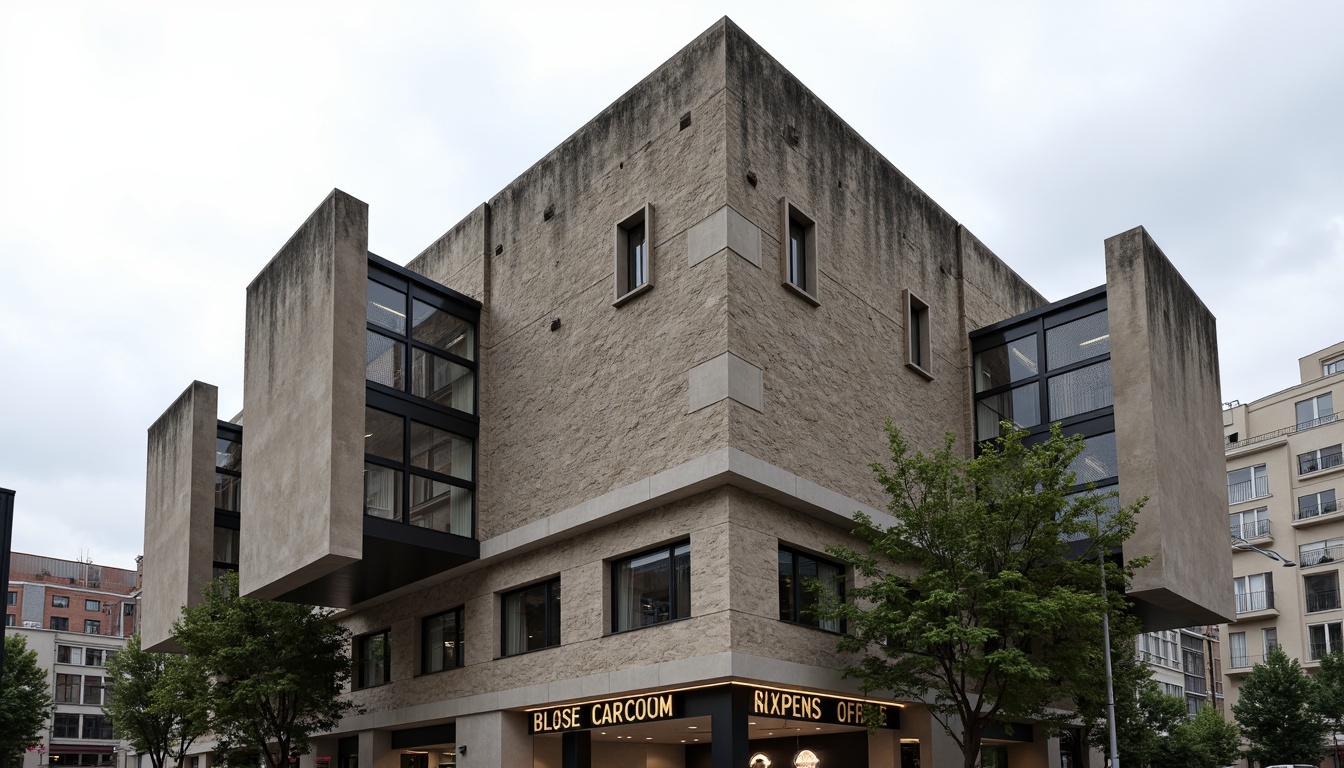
top-left (141, 18), bottom-right (1232, 768)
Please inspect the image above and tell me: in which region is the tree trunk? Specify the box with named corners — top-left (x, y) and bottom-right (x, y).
top-left (962, 719), bottom-right (983, 768)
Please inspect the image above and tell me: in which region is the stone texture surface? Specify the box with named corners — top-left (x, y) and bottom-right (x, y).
top-left (687, 352), bottom-right (763, 413)
top-left (141, 380), bottom-right (217, 652)
top-left (240, 189), bottom-right (368, 599)
top-left (1106, 226), bottom-right (1234, 627)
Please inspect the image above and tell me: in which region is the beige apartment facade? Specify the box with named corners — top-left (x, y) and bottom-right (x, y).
top-left (1221, 343), bottom-right (1344, 735)
top-left (141, 18), bottom-right (1232, 768)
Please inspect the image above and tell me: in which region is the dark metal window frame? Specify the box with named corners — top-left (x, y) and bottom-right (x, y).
top-left (420, 606), bottom-right (465, 675)
top-left (52, 594), bottom-right (69, 608)
top-left (500, 577), bottom-right (561, 657)
top-left (50, 615), bottom-right (68, 630)
top-left (214, 421), bottom-right (242, 576)
top-left (354, 628), bottom-right (392, 689)
top-left (777, 544), bottom-right (846, 633)
top-left (609, 540), bottom-right (691, 634)
top-left (970, 290), bottom-right (1112, 445)
top-left (364, 255), bottom-right (481, 539)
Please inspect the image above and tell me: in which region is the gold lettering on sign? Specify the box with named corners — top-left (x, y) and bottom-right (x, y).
top-left (532, 706), bottom-right (582, 733)
top-left (753, 689), bottom-right (822, 720)
top-left (589, 694), bottom-right (675, 728)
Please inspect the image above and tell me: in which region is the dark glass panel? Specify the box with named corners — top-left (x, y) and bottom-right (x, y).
top-left (409, 421), bottom-right (472, 481)
top-left (975, 382), bottom-right (1040, 440)
top-left (412, 300), bottom-right (475, 361)
top-left (1046, 310), bottom-right (1110, 370)
top-left (367, 331), bottom-right (405, 389)
top-left (214, 472), bottom-right (241, 512)
top-left (364, 407), bottom-right (404, 461)
top-left (1048, 360), bottom-right (1114, 420)
top-left (215, 438), bottom-right (242, 471)
top-left (367, 279), bottom-right (407, 334)
top-left (364, 464), bottom-right (402, 521)
top-left (408, 478), bottom-right (471, 536)
top-left (412, 349), bottom-right (475, 413)
top-left (1066, 432), bottom-right (1118, 485)
top-left (973, 335), bottom-right (1038, 393)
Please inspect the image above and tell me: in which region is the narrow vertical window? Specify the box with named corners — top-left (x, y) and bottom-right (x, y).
top-left (905, 289), bottom-right (932, 379)
top-left (611, 542), bottom-right (690, 632)
top-left (779, 199), bottom-right (819, 304)
top-left (355, 630), bottom-right (391, 688)
top-left (501, 578), bottom-right (561, 655)
top-left (421, 608), bottom-right (464, 674)
top-left (614, 204), bottom-right (654, 305)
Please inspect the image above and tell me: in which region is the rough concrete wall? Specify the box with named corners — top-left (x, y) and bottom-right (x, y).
top-left (1106, 226), bottom-right (1234, 626)
top-left (450, 22), bottom-right (733, 538)
top-left (719, 19), bottom-right (1046, 508)
top-left (240, 189), bottom-right (368, 599)
top-left (142, 381), bottom-right (216, 651)
top-left (407, 203), bottom-right (490, 304)
top-left (1299, 340), bottom-right (1344, 384)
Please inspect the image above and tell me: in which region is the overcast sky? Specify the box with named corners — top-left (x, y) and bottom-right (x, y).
top-left (2, 2), bottom-right (1341, 571)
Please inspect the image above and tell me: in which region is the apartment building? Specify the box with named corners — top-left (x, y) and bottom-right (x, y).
top-left (1222, 342), bottom-right (1344, 722)
top-left (1137, 626), bottom-right (1223, 716)
top-left (4, 553), bottom-right (140, 768)
top-left (140, 18), bottom-right (1231, 768)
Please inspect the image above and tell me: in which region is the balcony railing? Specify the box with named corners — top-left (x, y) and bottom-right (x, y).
top-left (1228, 653), bottom-right (1263, 669)
top-left (1300, 450), bottom-right (1344, 476)
top-left (1235, 590), bottom-right (1274, 613)
top-left (1298, 499), bottom-right (1340, 521)
top-left (1230, 411), bottom-right (1343, 449)
top-left (1311, 642), bottom-right (1338, 661)
top-left (1307, 589), bottom-right (1342, 613)
top-left (1228, 477), bottom-right (1271, 505)
top-left (1301, 545), bottom-right (1344, 567)
top-left (1230, 519), bottom-right (1271, 539)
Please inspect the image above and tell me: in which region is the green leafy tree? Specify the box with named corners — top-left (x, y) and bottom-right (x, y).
top-left (1085, 642), bottom-right (1182, 768)
top-left (1313, 649), bottom-right (1344, 768)
top-left (821, 423), bottom-right (1145, 768)
top-left (103, 634), bottom-right (210, 768)
top-left (1233, 646), bottom-right (1326, 767)
top-left (172, 573), bottom-right (356, 768)
top-left (0, 635), bottom-right (54, 762)
top-left (1154, 705), bottom-right (1241, 768)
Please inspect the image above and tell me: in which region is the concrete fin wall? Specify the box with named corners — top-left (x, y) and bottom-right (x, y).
top-left (1106, 226), bottom-right (1234, 627)
top-left (240, 189), bottom-right (368, 599)
top-left (142, 380), bottom-right (217, 651)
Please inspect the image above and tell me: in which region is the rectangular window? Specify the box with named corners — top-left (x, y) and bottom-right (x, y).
top-left (904, 289), bottom-right (933, 378)
top-left (1228, 632), bottom-right (1248, 668)
top-left (1300, 444), bottom-right (1344, 475)
top-left (86, 599), bottom-right (101, 611)
top-left (1306, 572), bottom-right (1341, 613)
top-left (54, 673), bottom-right (80, 703)
top-left (1327, 357), bottom-right (1344, 377)
top-left (421, 608), bottom-right (464, 674)
top-left (612, 542), bottom-right (691, 632)
top-left (779, 199), bottom-right (818, 304)
top-left (52, 595), bottom-right (69, 608)
top-left (1045, 310), bottom-right (1110, 370)
top-left (52, 713), bottom-right (80, 739)
top-left (1233, 572), bottom-right (1272, 613)
top-left (778, 546), bottom-right (844, 632)
top-left (1230, 507), bottom-right (1270, 539)
top-left (4, 613), bottom-right (11, 626)
top-left (85, 619), bottom-right (101, 634)
top-left (1302, 538), bottom-right (1344, 567)
top-left (82, 713), bottom-right (114, 739)
top-left (1047, 360), bottom-right (1113, 421)
top-left (1264, 627), bottom-right (1279, 654)
top-left (1300, 489), bottom-right (1339, 520)
top-left (1310, 621), bottom-right (1344, 660)
top-left (974, 383), bottom-right (1040, 441)
top-left (1066, 432), bottom-right (1119, 486)
top-left (84, 648), bottom-right (105, 666)
top-left (354, 630), bottom-right (391, 689)
top-left (613, 204), bottom-right (653, 304)
top-left (1297, 393), bottom-right (1335, 430)
top-left (5, 590), bottom-right (13, 605)
top-left (1227, 465), bottom-right (1269, 504)
top-left (83, 675), bottom-right (104, 705)
top-left (50, 616), bottom-right (68, 631)
top-left (973, 335), bottom-right (1038, 393)
top-left (214, 525), bottom-right (240, 576)
top-left (501, 578), bottom-right (561, 656)
top-left (1161, 682), bottom-right (1184, 697)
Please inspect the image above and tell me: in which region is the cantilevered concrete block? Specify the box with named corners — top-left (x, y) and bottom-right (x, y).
top-left (142, 381), bottom-right (217, 651)
top-left (1107, 226), bottom-right (1234, 628)
top-left (240, 189), bottom-right (368, 600)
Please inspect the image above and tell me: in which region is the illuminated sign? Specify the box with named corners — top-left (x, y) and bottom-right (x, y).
top-left (793, 750), bottom-right (820, 768)
top-left (529, 693), bottom-right (680, 734)
top-left (749, 687), bottom-right (900, 730)
top-left (749, 755), bottom-right (772, 768)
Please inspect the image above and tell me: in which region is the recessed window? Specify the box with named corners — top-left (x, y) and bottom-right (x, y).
top-left (1325, 357), bottom-right (1344, 377)
top-left (4, 613), bottom-right (12, 627)
top-left (84, 648), bottom-right (105, 666)
top-left (363, 405), bottom-right (474, 536)
top-left (366, 276), bottom-right (477, 415)
top-left (1233, 572), bottom-right (1272, 613)
top-left (84, 619), bottom-right (101, 634)
top-left (52, 595), bottom-right (69, 608)
top-left (779, 199), bottom-right (818, 304)
top-left (421, 607), bottom-right (464, 674)
top-left (1227, 632), bottom-right (1248, 667)
top-left (1310, 621), bottom-right (1344, 660)
top-left (1229, 507), bottom-right (1269, 539)
top-left (81, 713), bottom-right (113, 739)
top-left (614, 204), bottom-right (653, 305)
top-left (778, 546), bottom-right (844, 632)
top-left (1306, 572), bottom-right (1341, 613)
top-left (1297, 393), bottom-right (1334, 430)
top-left (1048, 360), bottom-right (1113, 421)
top-left (1065, 432), bottom-right (1118, 487)
top-left (54, 673), bottom-right (80, 703)
top-left (1227, 464), bottom-right (1269, 504)
top-left (1302, 538), bottom-right (1344, 567)
top-left (1299, 444), bottom-right (1344, 475)
top-left (501, 578), bottom-right (561, 656)
top-left (215, 435), bottom-right (242, 512)
top-left (612, 542), bottom-right (690, 632)
top-left (5, 590), bottom-right (14, 605)
top-left (82, 675), bottom-right (105, 705)
top-left (973, 335), bottom-right (1038, 392)
top-left (50, 616), bottom-right (68, 631)
top-left (85, 599), bottom-right (101, 611)
top-left (1299, 490), bottom-right (1339, 521)
top-left (905, 289), bottom-right (932, 378)
top-left (1045, 310), bottom-right (1110, 370)
top-left (354, 630), bottom-right (391, 689)
top-left (213, 525), bottom-right (240, 579)
top-left (52, 713), bottom-right (79, 739)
